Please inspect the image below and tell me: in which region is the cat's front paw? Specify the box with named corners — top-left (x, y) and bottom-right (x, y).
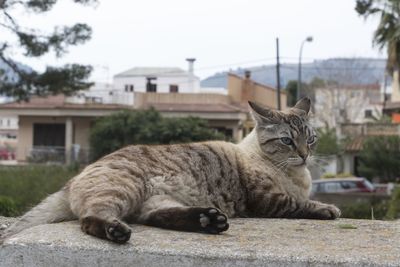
top-left (314, 204), bottom-right (341, 220)
top-left (199, 208), bottom-right (229, 234)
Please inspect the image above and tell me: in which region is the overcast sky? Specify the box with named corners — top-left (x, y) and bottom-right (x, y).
top-left (3, 0), bottom-right (383, 81)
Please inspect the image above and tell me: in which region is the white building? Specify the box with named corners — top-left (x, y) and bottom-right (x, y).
top-left (313, 84), bottom-right (383, 129)
top-left (0, 115), bottom-right (18, 139)
top-left (113, 66), bottom-right (200, 94)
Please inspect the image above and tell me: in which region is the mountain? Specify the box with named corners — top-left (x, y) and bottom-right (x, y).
top-left (200, 58), bottom-right (388, 89)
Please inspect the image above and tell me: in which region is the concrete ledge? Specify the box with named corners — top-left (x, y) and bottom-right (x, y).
top-left (1, 218), bottom-right (399, 267)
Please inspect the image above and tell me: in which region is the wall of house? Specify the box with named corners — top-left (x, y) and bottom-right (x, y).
top-left (17, 116), bottom-right (92, 162)
top-left (113, 76), bottom-right (201, 94)
top-left (134, 92), bottom-right (231, 108)
top-left (227, 74), bottom-right (286, 110)
top-left (314, 87), bottom-right (383, 129)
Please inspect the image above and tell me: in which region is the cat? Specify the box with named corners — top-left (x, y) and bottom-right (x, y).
top-left (0, 97), bottom-right (340, 244)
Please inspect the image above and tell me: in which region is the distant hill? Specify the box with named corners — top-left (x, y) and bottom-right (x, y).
top-left (200, 58), bottom-right (388, 89)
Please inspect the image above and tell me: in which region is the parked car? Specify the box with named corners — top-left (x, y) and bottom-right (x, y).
top-left (311, 177), bottom-right (375, 194)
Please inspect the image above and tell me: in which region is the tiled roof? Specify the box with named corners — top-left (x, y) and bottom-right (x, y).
top-left (114, 67), bottom-right (188, 77)
top-left (384, 101), bottom-right (400, 110)
top-left (345, 136), bottom-right (365, 152)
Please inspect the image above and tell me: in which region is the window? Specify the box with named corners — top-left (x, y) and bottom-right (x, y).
top-left (364, 110), bottom-right (373, 118)
top-left (169, 84), bottom-right (179, 93)
top-left (33, 124), bottom-right (66, 147)
top-left (124, 85), bottom-right (134, 92)
top-left (146, 77), bottom-right (157, 92)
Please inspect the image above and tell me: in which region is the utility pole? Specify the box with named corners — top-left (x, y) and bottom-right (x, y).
top-left (276, 38), bottom-right (281, 110)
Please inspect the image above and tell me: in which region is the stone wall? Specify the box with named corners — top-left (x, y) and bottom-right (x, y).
top-left (1, 217), bottom-right (399, 267)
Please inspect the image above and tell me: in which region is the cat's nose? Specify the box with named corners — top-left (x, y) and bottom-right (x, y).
top-left (300, 154), bottom-right (308, 164)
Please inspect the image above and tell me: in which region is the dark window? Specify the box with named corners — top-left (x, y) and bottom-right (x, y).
top-left (169, 84), bottom-right (179, 93)
top-left (364, 110), bottom-right (373, 118)
top-left (130, 85), bottom-right (134, 92)
top-left (146, 77), bottom-right (157, 92)
top-left (33, 123), bottom-right (65, 147)
top-left (124, 85), bottom-right (129, 92)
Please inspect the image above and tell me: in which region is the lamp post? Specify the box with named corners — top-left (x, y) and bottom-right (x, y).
top-left (297, 36), bottom-right (313, 101)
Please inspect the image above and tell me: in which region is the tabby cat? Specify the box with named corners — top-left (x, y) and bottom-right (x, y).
top-left (0, 97), bottom-right (340, 244)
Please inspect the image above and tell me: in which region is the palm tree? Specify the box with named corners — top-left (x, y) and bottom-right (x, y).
top-left (356, 0), bottom-right (400, 101)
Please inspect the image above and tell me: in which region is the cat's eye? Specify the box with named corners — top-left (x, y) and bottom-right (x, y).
top-left (280, 137), bottom-right (293, 145)
top-left (307, 135), bottom-right (317, 144)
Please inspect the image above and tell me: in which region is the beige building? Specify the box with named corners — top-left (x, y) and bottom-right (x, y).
top-left (0, 72), bottom-right (285, 164)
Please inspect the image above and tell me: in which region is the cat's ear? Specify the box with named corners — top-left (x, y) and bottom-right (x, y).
top-left (248, 101), bottom-right (282, 124)
top-left (292, 97), bottom-right (311, 116)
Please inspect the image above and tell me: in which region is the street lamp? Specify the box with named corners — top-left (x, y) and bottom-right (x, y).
top-left (297, 36), bottom-right (313, 101)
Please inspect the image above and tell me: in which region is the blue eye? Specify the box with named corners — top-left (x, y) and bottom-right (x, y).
top-left (281, 137), bottom-right (293, 145)
top-left (307, 136), bottom-right (316, 144)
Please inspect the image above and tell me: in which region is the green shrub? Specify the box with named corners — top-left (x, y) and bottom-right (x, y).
top-left (340, 201), bottom-right (389, 220)
top-left (386, 187), bottom-right (400, 220)
top-left (0, 196), bottom-right (17, 217)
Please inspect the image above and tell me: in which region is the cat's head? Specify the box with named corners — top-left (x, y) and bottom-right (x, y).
top-left (248, 97), bottom-right (317, 168)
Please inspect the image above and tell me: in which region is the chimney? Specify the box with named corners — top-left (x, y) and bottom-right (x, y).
top-left (244, 70), bottom-right (251, 79)
top-left (186, 58), bottom-right (196, 74)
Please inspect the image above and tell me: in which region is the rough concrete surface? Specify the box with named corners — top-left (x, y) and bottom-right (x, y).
top-left (0, 217), bottom-right (399, 267)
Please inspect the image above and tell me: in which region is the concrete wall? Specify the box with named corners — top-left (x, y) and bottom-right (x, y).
top-left (227, 74), bottom-right (287, 109)
top-left (134, 92), bottom-right (231, 107)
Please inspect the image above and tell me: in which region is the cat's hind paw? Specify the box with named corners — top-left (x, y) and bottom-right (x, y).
top-left (199, 208), bottom-right (229, 234)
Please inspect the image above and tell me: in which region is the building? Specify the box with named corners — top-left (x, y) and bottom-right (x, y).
top-left (313, 84), bottom-right (383, 130)
top-left (341, 123), bottom-right (400, 176)
top-left (0, 68), bottom-right (285, 164)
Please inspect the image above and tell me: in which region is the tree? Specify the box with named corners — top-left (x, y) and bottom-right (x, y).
top-left (0, 0), bottom-right (96, 101)
top-left (285, 80), bottom-right (311, 107)
top-left (355, 1), bottom-right (400, 78)
top-left (89, 109), bottom-right (225, 160)
top-left (315, 126), bottom-right (340, 156)
top-left (358, 135), bottom-right (400, 183)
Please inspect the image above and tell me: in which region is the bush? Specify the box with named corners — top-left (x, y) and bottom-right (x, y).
top-left (340, 201), bottom-right (389, 220)
top-left (0, 196), bottom-right (17, 217)
top-left (358, 136), bottom-right (400, 182)
top-left (386, 187), bottom-right (400, 220)
top-left (90, 109), bottom-right (225, 160)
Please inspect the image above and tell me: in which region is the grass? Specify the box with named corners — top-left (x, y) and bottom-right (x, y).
top-left (0, 165), bottom-right (78, 216)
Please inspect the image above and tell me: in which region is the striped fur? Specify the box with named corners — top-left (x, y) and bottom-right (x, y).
top-left (0, 97), bottom-right (340, 244)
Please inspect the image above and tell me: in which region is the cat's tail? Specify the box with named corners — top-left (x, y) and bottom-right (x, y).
top-left (0, 189), bottom-right (76, 244)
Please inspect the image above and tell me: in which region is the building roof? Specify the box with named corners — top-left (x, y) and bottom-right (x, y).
top-left (315, 83), bottom-right (381, 91)
top-left (142, 102), bottom-right (248, 113)
top-left (114, 67), bottom-right (188, 78)
top-left (0, 95), bottom-right (127, 110)
top-left (384, 101), bottom-right (400, 110)
top-left (345, 136), bottom-right (365, 152)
